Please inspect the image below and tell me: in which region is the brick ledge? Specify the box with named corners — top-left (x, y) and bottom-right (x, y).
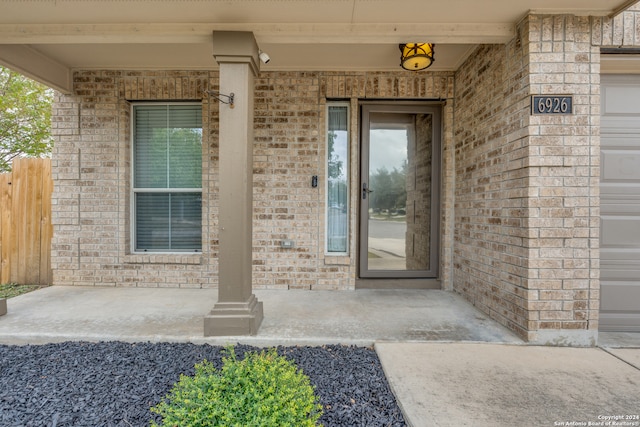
top-left (124, 254), bottom-right (203, 265)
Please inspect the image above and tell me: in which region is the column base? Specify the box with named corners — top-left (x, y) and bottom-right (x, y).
top-left (0, 298), bottom-right (6, 316)
top-left (204, 293), bottom-right (263, 336)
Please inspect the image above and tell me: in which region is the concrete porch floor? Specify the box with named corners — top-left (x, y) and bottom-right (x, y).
top-left (0, 286), bottom-right (523, 346)
top-left (2, 286), bottom-right (640, 426)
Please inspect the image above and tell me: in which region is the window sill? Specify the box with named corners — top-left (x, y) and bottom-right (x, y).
top-left (324, 256), bottom-right (351, 265)
top-left (124, 253), bottom-right (203, 265)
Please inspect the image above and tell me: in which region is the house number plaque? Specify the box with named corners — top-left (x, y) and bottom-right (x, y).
top-left (531, 95), bottom-right (573, 115)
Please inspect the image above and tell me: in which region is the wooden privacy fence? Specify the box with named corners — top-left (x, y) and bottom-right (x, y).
top-left (0, 158), bottom-right (53, 285)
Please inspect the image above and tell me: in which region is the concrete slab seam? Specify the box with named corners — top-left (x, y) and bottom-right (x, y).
top-left (599, 347), bottom-right (640, 371)
top-left (373, 343), bottom-right (414, 427)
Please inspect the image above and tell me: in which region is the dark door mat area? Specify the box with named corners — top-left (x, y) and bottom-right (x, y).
top-left (0, 342), bottom-right (406, 426)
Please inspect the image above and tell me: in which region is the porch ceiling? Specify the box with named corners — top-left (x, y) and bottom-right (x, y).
top-left (0, 0), bottom-right (637, 92)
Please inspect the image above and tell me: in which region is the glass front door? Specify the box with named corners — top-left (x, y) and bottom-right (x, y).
top-left (359, 104), bottom-right (440, 278)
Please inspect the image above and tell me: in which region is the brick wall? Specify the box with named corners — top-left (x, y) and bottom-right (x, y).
top-left (453, 14), bottom-right (603, 344)
top-left (50, 8), bottom-right (639, 341)
top-left (527, 15), bottom-right (601, 344)
top-left (453, 41), bottom-right (532, 339)
top-left (406, 114), bottom-right (433, 271)
top-left (51, 70), bottom-right (454, 290)
top-left (593, 3), bottom-right (640, 47)
top-left (51, 71), bottom-right (216, 288)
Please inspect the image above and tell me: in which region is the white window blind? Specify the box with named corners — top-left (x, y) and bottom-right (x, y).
top-left (133, 104), bottom-right (202, 252)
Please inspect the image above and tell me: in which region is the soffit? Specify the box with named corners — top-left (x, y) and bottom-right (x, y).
top-left (0, 0), bottom-right (636, 91)
top-left (0, 0), bottom-right (632, 25)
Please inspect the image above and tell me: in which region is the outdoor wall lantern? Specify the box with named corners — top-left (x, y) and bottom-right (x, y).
top-left (399, 43), bottom-right (435, 71)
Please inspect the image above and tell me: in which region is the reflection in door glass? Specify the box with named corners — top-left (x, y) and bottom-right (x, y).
top-left (367, 113), bottom-right (432, 271)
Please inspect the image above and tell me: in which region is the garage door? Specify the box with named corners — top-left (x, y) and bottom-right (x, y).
top-left (600, 75), bottom-right (640, 332)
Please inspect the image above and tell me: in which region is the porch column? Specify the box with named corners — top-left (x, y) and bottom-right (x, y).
top-left (204, 31), bottom-right (263, 336)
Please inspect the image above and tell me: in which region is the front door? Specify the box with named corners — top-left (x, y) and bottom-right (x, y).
top-left (359, 104), bottom-right (441, 278)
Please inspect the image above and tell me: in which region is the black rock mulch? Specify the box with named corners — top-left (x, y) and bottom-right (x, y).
top-left (0, 342), bottom-right (406, 427)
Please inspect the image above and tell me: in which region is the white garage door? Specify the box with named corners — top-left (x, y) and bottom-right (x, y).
top-left (600, 75), bottom-right (640, 332)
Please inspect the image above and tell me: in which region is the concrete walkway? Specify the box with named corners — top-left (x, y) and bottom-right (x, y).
top-left (377, 343), bottom-right (640, 427)
top-left (1, 286), bottom-right (639, 427)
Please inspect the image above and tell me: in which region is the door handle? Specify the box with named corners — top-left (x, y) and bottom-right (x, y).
top-left (362, 183), bottom-right (374, 199)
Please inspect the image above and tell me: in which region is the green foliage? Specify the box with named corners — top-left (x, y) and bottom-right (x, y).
top-left (150, 347), bottom-right (323, 427)
top-left (327, 130), bottom-right (348, 210)
top-left (370, 161), bottom-right (408, 215)
top-left (0, 283), bottom-right (47, 298)
top-left (136, 127), bottom-right (202, 188)
top-left (0, 67), bottom-right (54, 172)
top-left (327, 130), bottom-right (343, 180)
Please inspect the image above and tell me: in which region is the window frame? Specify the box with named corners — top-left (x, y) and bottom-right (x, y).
top-left (130, 102), bottom-right (203, 254)
top-left (325, 101), bottom-right (351, 255)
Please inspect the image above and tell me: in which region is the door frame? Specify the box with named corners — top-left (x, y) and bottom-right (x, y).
top-left (358, 102), bottom-right (442, 279)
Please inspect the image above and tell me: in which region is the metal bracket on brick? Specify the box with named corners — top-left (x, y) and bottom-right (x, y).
top-left (207, 91), bottom-right (235, 108)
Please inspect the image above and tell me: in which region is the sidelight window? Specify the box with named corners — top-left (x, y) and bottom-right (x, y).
top-left (326, 103), bottom-right (350, 254)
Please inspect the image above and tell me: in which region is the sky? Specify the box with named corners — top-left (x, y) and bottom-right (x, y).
top-left (330, 128), bottom-right (408, 178)
top-left (370, 129), bottom-right (407, 173)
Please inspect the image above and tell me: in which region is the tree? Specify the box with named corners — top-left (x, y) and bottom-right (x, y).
top-left (370, 161), bottom-right (407, 216)
top-left (0, 67), bottom-right (54, 172)
top-left (327, 129), bottom-right (347, 208)
top-left (327, 130), bottom-right (343, 180)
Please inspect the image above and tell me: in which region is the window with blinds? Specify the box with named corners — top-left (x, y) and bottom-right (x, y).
top-left (326, 103), bottom-right (349, 254)
top-left (132, 104), bottom-right (202, 252)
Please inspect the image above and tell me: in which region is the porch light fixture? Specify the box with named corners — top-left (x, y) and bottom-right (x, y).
top-left (399, 43), bottom-right (435, 71)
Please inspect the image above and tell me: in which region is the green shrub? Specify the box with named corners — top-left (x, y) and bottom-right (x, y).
top-left (150, 347), bottom-right (323, 427)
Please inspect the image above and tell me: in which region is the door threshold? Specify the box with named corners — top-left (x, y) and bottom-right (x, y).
top-left (356, 278), bottom-right (441, 290)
